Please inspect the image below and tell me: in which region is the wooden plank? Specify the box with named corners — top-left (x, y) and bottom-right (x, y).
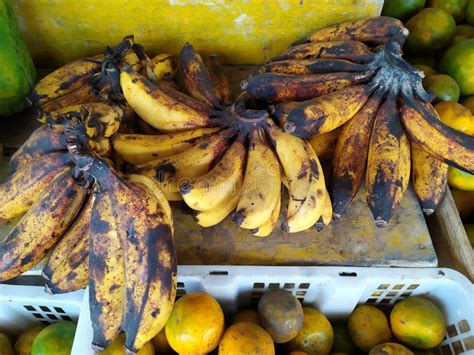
top-left (11, 0), bottom-right (383, 66)
top-left (426, 188), bottom-right (474, 281)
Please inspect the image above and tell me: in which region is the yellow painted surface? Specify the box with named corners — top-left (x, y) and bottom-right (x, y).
top-left (12, 0), bottom-right (383, 66)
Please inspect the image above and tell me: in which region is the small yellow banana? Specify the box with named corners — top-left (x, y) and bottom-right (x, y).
top-left (251, 193), bottom-right (281, 237)
top-left (194, 191), bottom-right (241, 227)
top-left (151, 54), bottom-right (177, 80)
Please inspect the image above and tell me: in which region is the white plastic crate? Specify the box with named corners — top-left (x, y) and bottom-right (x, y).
top-left (72, 266), bottom-right (473, 355)
top-left (0, 284), bottom-right (84, 339)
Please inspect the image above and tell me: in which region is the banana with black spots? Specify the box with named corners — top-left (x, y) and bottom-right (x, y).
top-left (260, 58), bottom-right (368, 75)
top-left (205, 55), bottom-right (233, 106)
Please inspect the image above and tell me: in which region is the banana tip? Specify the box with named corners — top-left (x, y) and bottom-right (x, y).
top-left (422, 208), bottom-right (434, 216)
top-left (281, 222), bottom-right (290, 232)
top-left (250, 227), bottom-right (259, 234)
top-left (375, 218), bottom-right (388, 228)
top-left (179, 181), bottom-right (192, 195)
top-left (232, 211), bottom-right (244, 226)
top-left (314, 223), bottom-right (325, 232)
top-left (91, 343), bottom-right (106, 352)
top-left (284, 122), bottom-right (296, 134)
top-left (44, 283), bottom-right (54, 295)
top-left (41, 270), bottom-right (51, 281)
top-left (240, 80), bottom-right (248, 90)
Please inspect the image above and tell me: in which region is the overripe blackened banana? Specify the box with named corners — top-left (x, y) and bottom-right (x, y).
top-left (271, 41), bottom-right (374, 63)
top-left (366, 96), bottom-right (410, 227)
top-left (260, 58), bottom-right (368, 75)
top-left (120, 67), bottom-right (211, 132)
top-left (0, 152), bottom-right (72, 221)
top-left (37, 84), bottom-right (100, 112)
top-left (331, 90), bottom-right (384, 217)
top-left (241, 71), bottom-right (372, 102)
top-left (411, 142), bottom-right (448, 215)
top-left (270, 101), bottom-right (299, 127)
top-left (8, 124), bottom-right (67, 175)
top-left (400, 99), bottom-right (474, 174)
top-left (293, 16), bottom-right (404, 46)
top-left (0, 169), bottom-right (85, 281)
top-left (88, 137), bottom-right (112, 158)
top-left (285, 85), bottom-right (371, 138)
top-left (205, 55), bottom-right (233, 106)
top-left (179, 43), bottom-right (223, 108)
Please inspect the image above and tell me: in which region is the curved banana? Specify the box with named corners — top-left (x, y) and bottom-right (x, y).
top-left (283, 141), bottom-right (326, 233)
top-left (43, 194), bottom-right (94, 280)
top-left (205, 55), bottom-right (232, 106)
top-left (0, 169), bottom-right (85, 281)
top-left (180, 135), bottom-right (246, 211)
top-left (233, 129), bottom-right (281, 229)
top-left (0, 152), bottom-right (72, 222)
top-left (270, 101), bottom-right (299, 127)
top-left (123, 50), bottom-right (142, 72)
top-left (308, 127), bottom-right (341, 160)
top-left (120, 67), bottom-right (211, 132)
top-left (366, 96), bottom-right (410, 227)
top-left (285, 85), bottom-right (371, 138)
top-left (315, 190), bottom-right (332, 231)
top-left (155, 80), bottom-right (215, 114)
top-left (293, 17), bottom-right (404, 45)
top-left (27, 57), bottom-right (101, 106)
top-left (260, 58), bottom-right (368, 75)
top-left (241, 71), bottom-right (372, 102)
top-left (251, 193), bottom-right (281, 237)
top-left (400, 99), bottom-right (474, 174)
top-left (8, 124), bottom-right (67, 175)
top-left (38, 84), bottom-right (100, 112)
top-left (179, 43), bottom-right (223, 108)
top-left (151, 54), bottom-right (177, 80)
top-left (112, 128), bottom-right (219, 164)
top-left (271, 41), bottom-right (373, 62)
top-left (411, 142), bottom-right (448, 215)
top-left (331, 90), bottom-right (384, 217)
top-left (194, 191), bottom-right (241, 227)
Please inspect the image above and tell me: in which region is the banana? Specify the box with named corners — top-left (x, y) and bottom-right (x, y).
top-left (37, 84), bottom-right (100, 112)
top-left (164, 190), bottom-right (184, 201)
top-left (270, 101), bottom-right (299, 127)
top-left (411, 142), bottom-right (448, 215)
top-left (366, 96), bottom-right (410, 227)
top-left (282, 141), bottom-right (327, 233)
top-left (27, 57), bottom-right (101, 106)
top-left (331, 90), bottom-right (384, 218)
top-left (260, 58), bottom-right (368, 75)
top-left (45, 235), bottom-right (89, 294)
top-left (265, 123), bottom-right (310, 218)
top-left (43, 194), bottom-right (94, 280)
top-left (241, 71), bottom-right (372, 102)
top-left (0, 152), bottom-right (72, 222)
top-left (112, 128), bottom-right (220, 164)
top-left (179, 43), bottom-right (223, 108)
top-left (400, 99), bottom-right (474, 174)
top-left (233, 128), bottom-right (281, 229)
top-left (293, 16), bottom-right (405, 46)
top-left (271, 41), bottom-right (374, 63)
top-left (0, 169), bottom-right (85, 281)
top-left (88, 189), bottom-right (125, 351)
top-left (194, 191), bottom-right (240, 227)
top-left (120, 67), bottom-right (211, 132)
top-left (123, 50), bottom-right (142, 72)
top-left (151, 54), bottom-right (177, 80)
top-left (308, 127), bottom-right (341, 160)
top-left (251, 193), bottom-right (281, 237)
top-left (285, 85), bottom-right (371, 138)
top-left (88, 137), bottom-right (112, 158)
top-left (180, 135), bottom-right (246, 211)
top-left (205, 55), bottom-right (233, 105)
top-left (314, 190), bottom-right (332, 231)
top-left (133, 130), bottom-right (232, 195)
top-left (8, 124), bottom-right (67, 175)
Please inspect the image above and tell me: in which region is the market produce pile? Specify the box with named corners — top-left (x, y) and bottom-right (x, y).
top-left (0, 15), bottom-right (473, 353)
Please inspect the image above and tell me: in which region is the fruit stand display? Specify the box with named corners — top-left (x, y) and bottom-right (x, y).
top-left (1, 0), bottom-right (474, 354)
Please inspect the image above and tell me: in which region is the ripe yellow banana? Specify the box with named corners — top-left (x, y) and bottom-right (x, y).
top-left (260, 58), bottom-right (368, 75)
top-left (283, 141), bottom-right (326, 233)
top-left (179, 43), bottom-right (223, 108)
top-left (285, 85), bottom-right (371, 138)
top-left (88, 137), bottom-right (112, 158)
top-left (205, 55), bottom-right (233, 106)
top-left (120, 67), bottom-right (211, 132)
top-left (315, 190), bottom-right (332, 231)
top-left (194, 191), bottom-right (241, 227)
top-left (43, 194), bottom-right (94, 280)
top-left (27, 57), bottom-right (101, 106)
top-left (331, 90), bottom-right (384, 217)
top-left (400, 99), bottom-right (474, 174)
top-left (180, 135), bottom-right (246, 211)
top-left (308, 127), bottom-right (341, 160)
top-left (123, 50), bottom-right (142, 72)
top-left (112, 128), bottom-right (219, 164)
top-left (251, 193), bottom-right (281, 237)
top-left (0, 169), bottom-right (85, 281)
top-left (366, 96), bottom-right (410, 227)
top-left (0, 152), bottom-right (72, 222)
top-left (8, 124), bottom-right (67, 175)
top-left (150, 54), bottom-right (177, 80)
top-left (411, 142), bottom-right (448, 215)
top-left (233, 129), bottom-right (281, 229)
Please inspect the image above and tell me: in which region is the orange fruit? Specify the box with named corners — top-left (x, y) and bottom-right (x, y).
top-left (414, 64), bottom-right (438, 77)
top-left (369, 342), bottom-right (414, 354)
top-left (440, 39), bottom-right (474, 95)
top-left (461, 96), bottom-right (474, 113)
top-left (348, 305), bottom-right (392, 352)
top-left (407, 56), bottom-right (438, 68)
top-left (218, 322), bottom-right (275, 355)
top-left (100, 333), bottom-right (154, 355)
top-left (165, 292), bottom-right (224, 354)
top-left (450, 25), bottom-right (474, 46)
top-left (231, 309), bottom-right (261, 325)
top-left (423, 74), bottom-right (460, 102)
top-left (381, 0), bottom-right (425, 20)
top-left (448, 166), bottom-right (474, 190)
top-left (390, 297), bottom-right (446, 349)
top-left (405, 8), bottom-right (456, 54)
top-left (288, 307), bottom-right (334, 355)
top-left (428, 0), bottom-right (468, 22)
top-left (434, 102), bottom-right (474, 135)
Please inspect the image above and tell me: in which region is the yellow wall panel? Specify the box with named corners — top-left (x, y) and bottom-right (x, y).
top-left (12, 0), bottom-right (382, 66)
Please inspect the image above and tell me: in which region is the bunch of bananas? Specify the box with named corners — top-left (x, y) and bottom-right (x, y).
top-left (242, 16), bottom-right (474, 227)
top-left (114, 43), bottom-right (332, 235)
